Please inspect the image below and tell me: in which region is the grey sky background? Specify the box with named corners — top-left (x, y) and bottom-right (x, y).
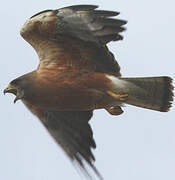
top-left (0, 0), bottom-right (175, 180)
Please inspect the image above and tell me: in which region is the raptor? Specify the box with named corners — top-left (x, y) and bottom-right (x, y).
top-left (4, 5), bottom-right (174, 179)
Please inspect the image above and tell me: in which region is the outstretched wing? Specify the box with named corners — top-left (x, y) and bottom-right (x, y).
top-left (54, 5), bottom-right (127, 45)
top-left (41, 110), bottom-right (102, 179)
top-left (22, 5), bottom-right (127, 76)
top-left (53, 5), bottom-right (126, 75)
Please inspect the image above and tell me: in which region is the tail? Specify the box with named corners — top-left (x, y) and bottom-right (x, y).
top-left (108, 76), bottom-right (174, 112)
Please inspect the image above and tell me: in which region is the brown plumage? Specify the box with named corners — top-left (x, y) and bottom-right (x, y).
top-left (4, 5), bottom-right (173, 180)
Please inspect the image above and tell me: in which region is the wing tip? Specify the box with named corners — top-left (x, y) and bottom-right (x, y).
top-left (57, 4), bottom-right (127, 45)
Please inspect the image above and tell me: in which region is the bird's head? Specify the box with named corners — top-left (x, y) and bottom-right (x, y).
top-left (4, 76), bottom-right (29, 103)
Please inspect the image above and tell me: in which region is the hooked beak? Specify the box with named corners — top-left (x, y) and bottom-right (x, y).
top-left (3, 85), bottom-right (17, 95)
top-left (4, 85), bottom-right (23, 103)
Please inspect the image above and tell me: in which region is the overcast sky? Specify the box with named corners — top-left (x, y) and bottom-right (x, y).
top-left (0, 0), bottom-right (175, 180)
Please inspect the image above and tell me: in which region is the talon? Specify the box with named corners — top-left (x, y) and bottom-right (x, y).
top-left (119, 94), bottom-right (128, 101)
top-left (106, 106), bottom-right (124, 116)
top-left (106, 90), bottom-right (128, 101)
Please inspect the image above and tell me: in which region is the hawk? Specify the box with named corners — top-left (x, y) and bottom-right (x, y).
top-left (4, 5), bottom-right (174, 179)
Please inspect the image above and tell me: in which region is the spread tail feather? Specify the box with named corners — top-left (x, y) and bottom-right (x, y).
top-left (108, 76), bottom-right (174, 112)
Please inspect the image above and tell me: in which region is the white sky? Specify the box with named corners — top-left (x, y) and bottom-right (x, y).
top-left (0, 0), bottom-right (175, 180)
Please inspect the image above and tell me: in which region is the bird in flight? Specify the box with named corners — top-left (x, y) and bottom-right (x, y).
top-left (4, 4), bottom-right (174, 179)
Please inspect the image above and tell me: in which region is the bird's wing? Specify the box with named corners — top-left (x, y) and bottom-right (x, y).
top-left (53, 4), bottom-right (126, 75)
top-left (52, 5), bottom-right (127, 45)
top-left (23, 100), bottom-right (101, 178)
top-left (22, 5), bottom-right (127, 76)
top-left (40, 110), bottom-right (102, 179)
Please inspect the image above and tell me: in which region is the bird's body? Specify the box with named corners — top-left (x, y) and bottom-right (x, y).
top-left (20, 69), bottom-right (117, 111)
top-left (4, 5), bottom-right (173, 179)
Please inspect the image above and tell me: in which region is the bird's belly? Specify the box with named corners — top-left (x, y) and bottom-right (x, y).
top-left (25, 88), bottom-right (115, 111)
top-left (50, 89), bottom-right (103, 110)
top-left (25, 70), bottom-right (120, 111)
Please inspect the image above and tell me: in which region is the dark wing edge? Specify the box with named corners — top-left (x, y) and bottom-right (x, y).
top-left (41, 110), bottom-right (103, 180)
top-left (54, 4), bottom-right (127, 45)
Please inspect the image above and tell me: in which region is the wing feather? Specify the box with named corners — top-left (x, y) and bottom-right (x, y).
top-left (24, 5), bottom-right (125, 76)
top-left (60, 5), bottom-right (98, 11)
top-left (41, 110), bottom-right (102, 179)
top-left (54, 5), bottom-right (127, 45)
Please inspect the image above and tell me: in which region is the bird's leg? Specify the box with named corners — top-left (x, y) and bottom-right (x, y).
top-left (106, 106), bottom-right (123, 116)
top-left (106, 90), bottom-right (128, 101)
